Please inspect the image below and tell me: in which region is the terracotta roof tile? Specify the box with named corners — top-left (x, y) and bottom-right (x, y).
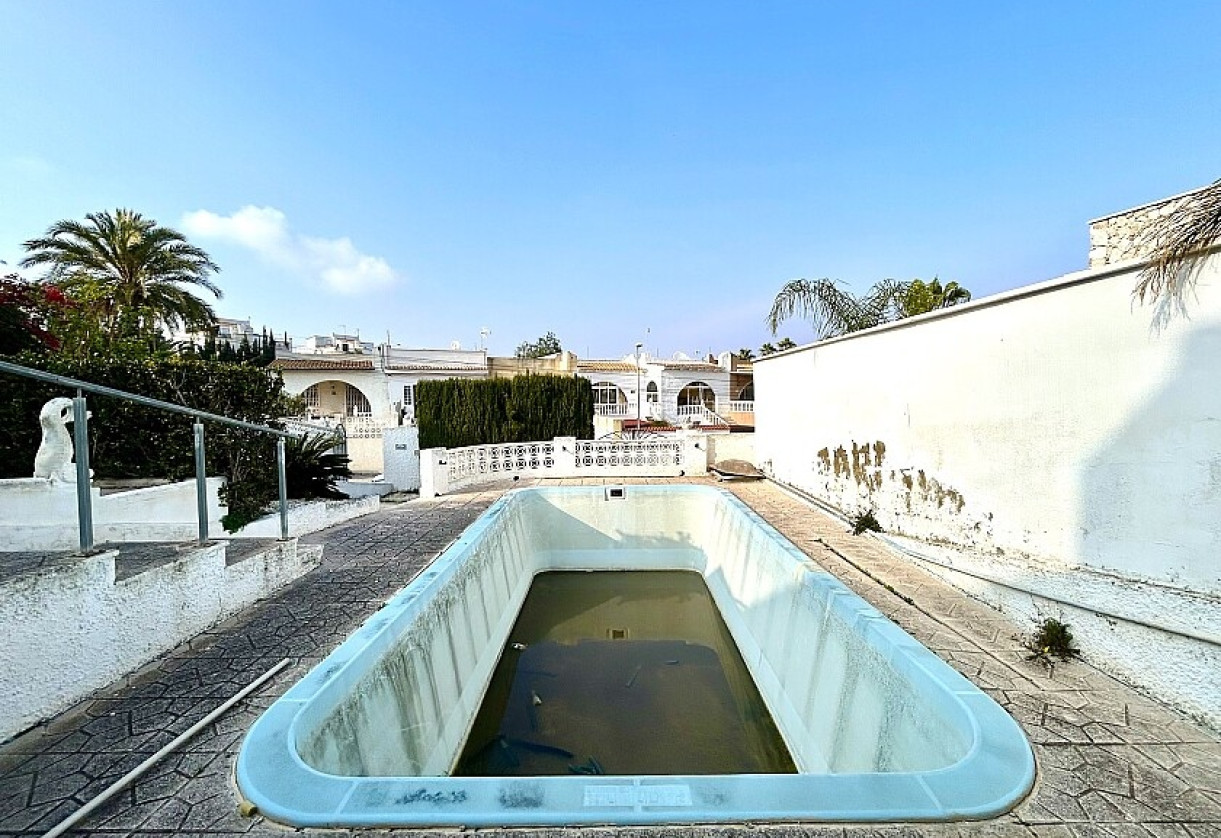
top-left (270, 357), bottom-right (374, 371)
top-left (657, 361), bottom-right (722, 371)
top-left (576, 361), bottom-right (640, 373)
top-left (384, 364), bottom-right (486, 372)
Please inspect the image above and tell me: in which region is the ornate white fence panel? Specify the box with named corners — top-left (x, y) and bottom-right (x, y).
top-left (447, 441), bottom-right (556, 484)
top-left (341, 415), bottom-right (389, 440)
top-left (422, 435), bottom-right (702, 497)
top-left (575, 439), bottom-right (682, 471)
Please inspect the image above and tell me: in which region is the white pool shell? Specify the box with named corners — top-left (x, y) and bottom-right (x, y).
top-left (237, 485), bottom-right (1035, 827)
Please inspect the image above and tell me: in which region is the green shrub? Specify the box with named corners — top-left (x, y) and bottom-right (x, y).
top-left (417, 375), bottom-right (593, 449)
top-left (849, 508), bottom-right (883, 535)
top-left (286, 433), bottom-right (352, 500)
top-left (0, 353), bottom-right (290, 532)
top-left (1025, 617), bottom-right (1080, 673)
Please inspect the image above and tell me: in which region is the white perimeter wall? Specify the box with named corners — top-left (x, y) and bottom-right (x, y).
top-left (755, 255), bottom-right (1221, 727)
top-left (0, 540), bottom-right (321, 742)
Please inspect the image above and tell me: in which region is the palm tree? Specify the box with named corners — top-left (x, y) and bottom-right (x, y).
top-left (767, 277), bottom-right (908, 339)
top-left (899, 278), bottom-right (971, 317)
top-left (21, 209), bottom-right (221, 343)
top-left (736, 347), bottom-right (755, 361)
top-left (768, 276), bottom-right (972, 339)
top-left (1134, 177), bottom-right (1221, 306)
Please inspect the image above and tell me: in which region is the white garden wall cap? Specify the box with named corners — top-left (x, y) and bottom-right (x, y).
top-left (237, 485), bottom-right (1034, 827)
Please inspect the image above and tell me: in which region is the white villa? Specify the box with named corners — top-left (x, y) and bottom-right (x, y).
top-left (575, 351), bottom-right (755, 430)
top-left (270, 345), bottom-right (489, 428)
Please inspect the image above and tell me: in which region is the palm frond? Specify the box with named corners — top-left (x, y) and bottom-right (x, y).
top-left (1134, 178), bottom-right (1221, 305)
top-left (767, 278), bottom-right (865, 339)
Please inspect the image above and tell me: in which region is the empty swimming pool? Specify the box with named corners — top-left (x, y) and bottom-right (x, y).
top-left (237, 485), bottom-right (1034, 827)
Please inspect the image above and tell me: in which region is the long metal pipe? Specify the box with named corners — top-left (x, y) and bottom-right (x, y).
top-left (39, 657), bottom-right (291, 838)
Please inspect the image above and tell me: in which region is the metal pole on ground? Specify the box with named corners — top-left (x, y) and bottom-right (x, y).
top-left (72, 391), bottom-right (93, 553)
top-left (38, 658), bottom-right (290, 838)
top-left (193, 422), bottom-right (208, 543)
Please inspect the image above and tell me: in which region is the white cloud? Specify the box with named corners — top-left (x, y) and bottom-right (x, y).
top-left (181, 205), bottom-right (398, 294)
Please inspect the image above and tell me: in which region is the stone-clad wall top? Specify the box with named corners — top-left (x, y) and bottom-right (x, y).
top-left (1088, 185), bottom-right (1207, 267)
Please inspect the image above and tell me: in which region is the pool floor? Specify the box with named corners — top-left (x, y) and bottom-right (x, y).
top-left (454, 570), bottom-right (796, 776)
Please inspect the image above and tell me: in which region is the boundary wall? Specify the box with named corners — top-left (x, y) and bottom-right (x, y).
top-left (0, 539), bottom-right (321, 742)
top-left (754, 254), bottom-right (1221, 728)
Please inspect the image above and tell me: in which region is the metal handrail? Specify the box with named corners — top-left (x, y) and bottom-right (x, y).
top-left (0, 358), bottom-right (292, 551)
top-left (0, 359), bottom-right (294, 436)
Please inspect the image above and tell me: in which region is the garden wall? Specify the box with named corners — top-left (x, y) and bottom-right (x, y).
top-left (754, 252), bottom-right (1221, 728)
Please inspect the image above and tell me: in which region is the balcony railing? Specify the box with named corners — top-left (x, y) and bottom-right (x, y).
top-left (593, 403), bottom-right (632, 417)
top-left (728, 401), bottom-right (755, 413)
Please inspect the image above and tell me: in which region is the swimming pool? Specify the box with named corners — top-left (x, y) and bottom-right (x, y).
top-left (237, 485), bottom-right (1034, 826)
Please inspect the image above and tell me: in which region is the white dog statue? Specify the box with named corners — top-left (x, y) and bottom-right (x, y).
top-left (34, 397), bottom-right (90, 482)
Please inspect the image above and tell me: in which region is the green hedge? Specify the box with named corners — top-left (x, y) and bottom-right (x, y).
top-left (417, 375), bottom-right (593, 449)
top-left (0, 354), bottom-right (289, 530)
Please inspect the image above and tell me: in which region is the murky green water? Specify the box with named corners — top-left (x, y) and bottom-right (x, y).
top-left (454, 570), bottom-right (796, 776)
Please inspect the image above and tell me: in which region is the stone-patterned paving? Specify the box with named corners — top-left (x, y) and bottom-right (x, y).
top-left (0, 478), bottom-right (1217, 837)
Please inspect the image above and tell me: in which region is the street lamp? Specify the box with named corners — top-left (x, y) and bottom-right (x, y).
top-left (635, 342), bottom-right (643, 438)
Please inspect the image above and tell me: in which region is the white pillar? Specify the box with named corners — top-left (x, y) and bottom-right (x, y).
top-left (419, 448), bottom-right (449, 498)
top-left (680, 431), bottom-right (706, 477)
top-left (552, 437), bottom-right (577, 478)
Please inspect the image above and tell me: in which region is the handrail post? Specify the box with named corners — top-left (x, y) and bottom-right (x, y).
top-left (193, 422), bottom-right (208, 543)
top-left (276, 437), bottom-right (289, 540)
top-left (72, 392), bottom-right (94, 553)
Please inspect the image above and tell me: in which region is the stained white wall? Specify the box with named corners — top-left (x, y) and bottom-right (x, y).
top-left (0, 540), bottom-right (320, 742)
top-left (754, 254), bottom-right (1221, 727)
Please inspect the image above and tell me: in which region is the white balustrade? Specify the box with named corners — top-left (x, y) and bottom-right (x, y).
top-left (728, 401), bottom-right (755, 413)
top-left (593, 403), bottom-right (632, 417)
top-left (446, 441), bottom-right (556, 484)
top-left (422, 435), bottom-right (704, 497)
top-left (574, 439), bottom-right (682, 471)
top-left (676, 404), bottom-right (730, 425)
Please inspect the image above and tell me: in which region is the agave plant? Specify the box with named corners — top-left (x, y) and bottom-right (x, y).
top-left (285, 433), bottom-right (352, 500)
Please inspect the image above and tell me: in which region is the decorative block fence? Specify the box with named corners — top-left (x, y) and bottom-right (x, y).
top-left (419, 435), bottom-right (706, 497)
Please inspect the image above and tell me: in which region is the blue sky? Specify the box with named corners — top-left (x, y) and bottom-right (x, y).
top-left (2, 2), bottom-right (1219, 358)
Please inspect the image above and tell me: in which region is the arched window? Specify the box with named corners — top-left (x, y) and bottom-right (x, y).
top-left (302, 384), bottom-right (320, 411)
top-left (736, 381), bottom-right (755, 401)
top-left (592, 381), bottom-right (625, 406)
top-left (646, 381), bottom-right (659, 403)
top-left (345, 384), bottom-right (372, 416)
top-left (677, 381), bottom-right (716, 409)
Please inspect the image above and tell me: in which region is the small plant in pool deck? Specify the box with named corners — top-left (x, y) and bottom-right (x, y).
top-left (1025, 617), bottom-right (1080, 674)
top-left (849, 508), bottom-right (882, 535)
top-left (285, 433), bottom-right (352, 500)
